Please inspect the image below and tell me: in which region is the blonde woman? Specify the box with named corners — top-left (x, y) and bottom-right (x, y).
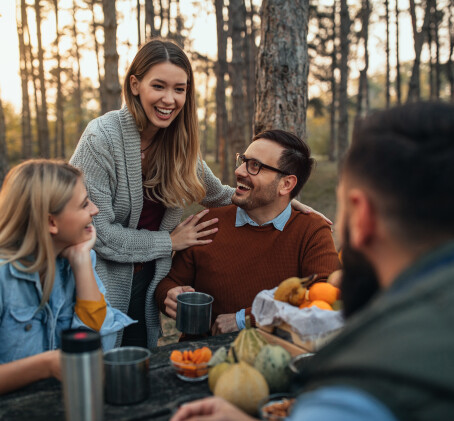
top-left (0, 160), bottom-right (133, 395)
top-left (70, 39), bottom-right (328, 348)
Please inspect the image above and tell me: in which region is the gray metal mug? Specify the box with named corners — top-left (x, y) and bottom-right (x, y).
top-left (176, 292), bottom-right (214, 335)
top-left (103, 347), bottom-right (151, 405)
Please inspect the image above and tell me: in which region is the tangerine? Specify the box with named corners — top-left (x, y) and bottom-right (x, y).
top-left (308, 282), bottom-right (340, 304)
top-left (298, 300), bottom-right (311, 309)
top-left (308, 300), bottom-right (333, 311)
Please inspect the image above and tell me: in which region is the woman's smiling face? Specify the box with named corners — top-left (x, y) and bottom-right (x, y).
top-left (49, 177), bottom-right (99, 254)
top-left (130, 62), bottom-right (188, 135)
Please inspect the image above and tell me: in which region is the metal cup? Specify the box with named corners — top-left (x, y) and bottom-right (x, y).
top-left (103, 347), bottom-right (151, 405)
top-left (176, 292), bottom-right (214, 335)
top-left (288, 352), bottom-right (316, 376)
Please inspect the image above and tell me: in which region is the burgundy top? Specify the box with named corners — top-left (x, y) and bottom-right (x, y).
top-left (137, 188), bottom-right (166, 231)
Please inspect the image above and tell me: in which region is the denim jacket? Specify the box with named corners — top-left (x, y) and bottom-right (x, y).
top-left (0, 250), bottom-right (135, 363)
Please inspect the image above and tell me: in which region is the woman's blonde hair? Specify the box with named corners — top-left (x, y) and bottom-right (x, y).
top-left (0, 159), bottom-right (81, 305)
top-left (123, 38), bottom-right (205, 207)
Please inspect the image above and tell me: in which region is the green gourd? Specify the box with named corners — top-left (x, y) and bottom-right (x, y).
top-left (254, 344), bottom-right (292, 392)
top-left (214, 361), bottom-right (269, 415)
top-left (227, 316), bottom-right (268, 365)
top-left (208, 346), bottom-right (228, 367)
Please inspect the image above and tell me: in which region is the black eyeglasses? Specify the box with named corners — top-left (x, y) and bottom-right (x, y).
top-left (235, 153), bottom-right (290, 176)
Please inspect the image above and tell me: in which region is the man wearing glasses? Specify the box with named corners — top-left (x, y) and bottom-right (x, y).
top-left (155, 129), bottom-right (340, 335)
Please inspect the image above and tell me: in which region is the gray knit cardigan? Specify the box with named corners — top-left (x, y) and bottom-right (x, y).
top-left (70, 107), bottom-right (234, 347)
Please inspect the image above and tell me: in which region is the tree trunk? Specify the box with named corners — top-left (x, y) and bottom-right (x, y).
top-left (53, 0), bottom-right (65, 158)
top-left (228, 0), bottom-right (247, 184)
top-left (449, 0), bottom-right (454, 100)
top-left (72, 1), bottom-right (84, 138)
top-left (328, 0), bottom-right (338, 163)
top-left (338, 0), bottom-right (350, 164)
top-left (34, 0), bottom-right (50, 158)
top-left (145, 0), bottom-right (156, 39)
top-left (433, 0), bottom-right (440, 99)
top-left (137, 0), bottom-right (141, 47)
top-left (158, 0), bottom-right (164, 34)
top-left (214, 0), bottom-right (229, 183)
top-left (89, 0), bottom-right (106, 114)
top-left (102, 0), bottom-right (122, 111)
top-left (356, 0), bottom-right (370, 119)
top-left (255, 0), bottom-right (310, 141)
top-left (395, 0), bottom-right (401, 104)
top-left (407, 0), bottom-right (430, 102)
top-left (0, 95), bottom-right (8, 185)
top-left (25, 21), bottom-right (41, 157)
top-left (428, 0), bottom-right (435, 99)
top-left (17, 0), bottom-right (33, 159)
top-left (173, 0), bottom-right (184, 46)
top-left (243, 0), bottom-right (256, 142)
top-left (385, 0), bottom-right (390, 108)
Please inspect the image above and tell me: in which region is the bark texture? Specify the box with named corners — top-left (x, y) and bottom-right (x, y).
top-left (53, 0), bottom-right (65, 158)
top-left (18, 0), bottom-right (33, 159)
top-left (255, 0), bottom-right (310, 140)
top-left (338, 0), bottom-right (350, 163)
top-left (214, 0), bottom-right (229, 183)
top-left (34, 0), bottom-right (50, 157)
top-left (72, 1), bottom-right (84, 138)
top-left (102, 0), bottom-right (121, 111)
top-left (407, 0), bottom-right (430, 102)
top-left (228, 0), bottom-right (247, 183)
top-left (356, 0), bottom-right (370, 118)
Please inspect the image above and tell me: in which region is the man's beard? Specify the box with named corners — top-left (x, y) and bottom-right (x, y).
top-left (232, 176), bottom-right (279, 211)
top-left (340, 225), bottom-right (380, 319)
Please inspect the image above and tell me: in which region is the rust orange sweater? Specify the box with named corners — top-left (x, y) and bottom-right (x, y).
top-left (155, 205), bottom-right (340, 324)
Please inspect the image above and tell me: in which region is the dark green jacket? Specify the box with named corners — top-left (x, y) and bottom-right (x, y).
top-left (303, 241), bottom-right (454, 421)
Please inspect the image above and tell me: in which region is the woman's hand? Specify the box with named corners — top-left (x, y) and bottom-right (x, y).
top-left (291, 199), bottom-right (333, 226)
top-left (0, 350), bottom-right (62, 395)
top-left (61, 226), bottom-right (102, 302)
top-left (170, 397), bottom-right (256, 421)
top-left (170, 209), bottom-right (219, 251)
top-left (60, 224), bottom-right (97, 268)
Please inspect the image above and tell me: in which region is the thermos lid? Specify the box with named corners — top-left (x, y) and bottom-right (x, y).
top-left (61, 329), bottom-right (101, 353)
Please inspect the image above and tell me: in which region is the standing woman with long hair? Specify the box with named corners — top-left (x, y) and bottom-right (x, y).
top-left (70, 39), bottom-right (325, 348)
top-left (0, 160), bottom-right (133, 395)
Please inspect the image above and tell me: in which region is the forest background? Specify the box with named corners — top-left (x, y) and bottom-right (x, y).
top-left (1, 0), bottom-right (453, 198)
top-left (0, 0), bottom-right (453, 343)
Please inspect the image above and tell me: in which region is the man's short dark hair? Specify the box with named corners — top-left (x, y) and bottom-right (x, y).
top-left (343, 101), bottom-right (454, 243)
top-left (252, 129), bottom-right (315, 199)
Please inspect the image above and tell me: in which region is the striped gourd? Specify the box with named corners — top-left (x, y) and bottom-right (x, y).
top-left (228, 316), bottom-right (268, 365)
top-left (254, 344), bottom-right (292, 392)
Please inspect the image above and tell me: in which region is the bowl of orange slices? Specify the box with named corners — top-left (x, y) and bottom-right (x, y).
top-left (169, 346), bottom-right (212, 382)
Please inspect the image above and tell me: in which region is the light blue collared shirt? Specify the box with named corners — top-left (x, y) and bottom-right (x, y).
top-left (235, 202), bottom-right (292, 232)
top-left (234, 203), bottom-right (292, 329)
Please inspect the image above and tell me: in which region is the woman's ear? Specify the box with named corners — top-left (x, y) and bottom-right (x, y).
top-left (279, 175), bottom-right (298, 197)
top-left (130, 75), bottom-right (140, 96)
top-left (48, 214), bottom-right (58, 235)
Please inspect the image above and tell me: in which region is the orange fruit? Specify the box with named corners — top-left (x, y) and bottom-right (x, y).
top-left (298, 300), bottom-right (311, 309)
top-left (308, 282), bottom-right (340, 304)
top-left (308, 300), bottom-right (333, 311)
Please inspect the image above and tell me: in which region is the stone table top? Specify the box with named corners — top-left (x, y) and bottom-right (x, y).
top-left (0, 332), bottom-right (238, 421)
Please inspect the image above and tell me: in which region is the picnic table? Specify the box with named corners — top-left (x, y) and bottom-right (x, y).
top-left (0, 332), bottom-right (238, 421)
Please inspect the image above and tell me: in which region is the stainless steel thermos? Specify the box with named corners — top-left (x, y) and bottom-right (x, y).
top-left (61, 329), bottom-right (104, 421)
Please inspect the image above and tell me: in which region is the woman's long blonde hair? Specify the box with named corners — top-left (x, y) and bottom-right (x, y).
top-left (0, 160), bottom-right (81, 305)
top-left (123, 39), bottom-right (205, 208)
